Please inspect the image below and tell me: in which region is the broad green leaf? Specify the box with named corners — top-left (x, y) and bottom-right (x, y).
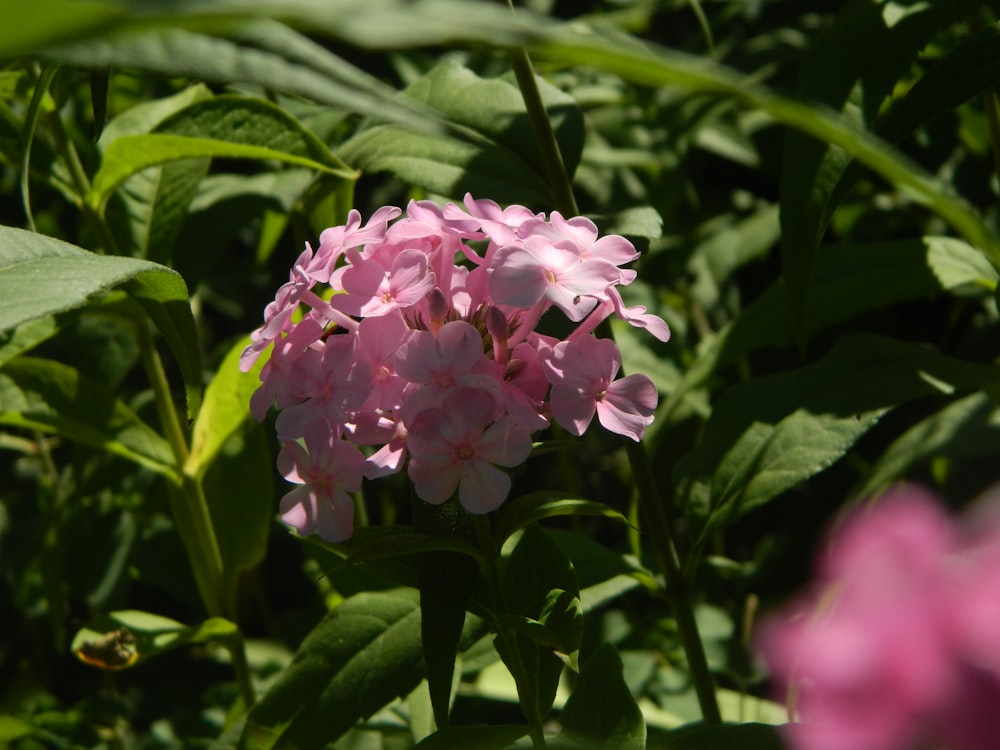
top-left (858, 392), bottom-right (1000, 497)
top-left (175, 170), bottom-right (314, 287)
top-left (412, 498), bottom-right (481, 730)
top-left (0, 357), bottom-right (176, 479)
top-left (122, 272), bottom-right (203, 419)
top-left (778, 0), bottom-right (983, 337)
top-left (327, 525), bottom-right (487, 570)
top-left (547, 529), bottom-right (651, 613)
top-left (186, 335), bottom-right (263, 478)
top-left (338, 59), bottom-right (583, 204)
top-left (241, 588), bottom-right (483, 749)
top-left (42, 24), bottom-right (441, 131)
top-left (0, 315), bottom-right (60, 368)
top-left (498, 525), bottom-right (579, 725)
top-left (414, 725), bottom-right (530, 750)
top-left (89, 133), bottom-right (356, 211)
top-left (558, 644), bottom-right (645, 750)
top-left (494, 491), bottom-right (629, 551)
top-left (339, 125), bottom-right (549, 205)
top-left (0, 226), bottom-right (202, 418)
top-left (656, 237), bottom-right (998, 431)
top-left (0, 0), bottom-right (122, 58)
top-left (99, 84), bottom-right (214, 261)
top-left (202, 424), bottom-right (274, 601)
top-left (504, 589), bottom-right (582, 670)
top-left (659, 722), bottom-right (785, 750)
top-left (676, 333), bottom-right (1000, 546)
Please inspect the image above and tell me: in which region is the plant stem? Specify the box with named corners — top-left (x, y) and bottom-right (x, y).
top-left (45, 81), bottom-right (119, 255)
top-left (504, 17), bottom-right (723, 725)
top-left (624, 441), bottom-right (722, 725)
top-left (472, 515), bottom-right (546, 747)
top-left (137, 325), bottom-right (256, 708)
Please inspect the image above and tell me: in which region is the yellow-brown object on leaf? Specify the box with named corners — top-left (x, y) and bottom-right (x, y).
top-left (75, 627), bottom-right (138, 670)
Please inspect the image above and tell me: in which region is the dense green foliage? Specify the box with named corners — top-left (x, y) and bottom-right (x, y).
top-left (2, 1), bottom-right (1000, 748)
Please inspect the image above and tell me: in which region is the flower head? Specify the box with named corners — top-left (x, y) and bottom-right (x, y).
top-left (244, 195), bottom-right (668, 539)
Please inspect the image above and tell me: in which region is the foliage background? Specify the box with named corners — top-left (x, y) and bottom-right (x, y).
top-left (2, 0), bottom-right (1000, 748)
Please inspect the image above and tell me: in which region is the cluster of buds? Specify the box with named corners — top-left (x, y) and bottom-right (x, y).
top-left (241, 195), bottom-right (669, 542)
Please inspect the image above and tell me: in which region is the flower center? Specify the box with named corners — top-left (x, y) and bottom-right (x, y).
top-left (456, 443), bottom-right (475, 461)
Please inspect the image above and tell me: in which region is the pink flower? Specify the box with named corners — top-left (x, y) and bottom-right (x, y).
top-left (541, 335), bottom-right (657, 441)
top-left (488, 237), bottom-right (622, 321)
top-left (247, 196), bottom-right (667, 539)
top-left (276, 424), bottom-right (366, 543)
top-left (756, 486), bottom-right (1000, 750)
top-left (406, 387), bottom-right (532, 513)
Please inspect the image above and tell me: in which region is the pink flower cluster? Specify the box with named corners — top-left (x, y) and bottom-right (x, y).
top-left (241, 195), bottom-right (668, 542)
top-left (756, 485), bottom-right (1000, 750)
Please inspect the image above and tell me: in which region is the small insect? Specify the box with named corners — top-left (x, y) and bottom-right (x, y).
top-left (75, 627), bottom-right (138, 670)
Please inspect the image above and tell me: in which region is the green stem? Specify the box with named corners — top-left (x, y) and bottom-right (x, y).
top-left (624, 441), bottom-right (722, 725)
top-left (504, 15), bottom-right (722, 725)
top-left (45, 81), bottom-right (119, 254)
top-left (983, 88), bottom-right (1000, 195)
top-left (473, 515), bottom-right (546, 747)
top-left (138, 325), bottom-right (256, 708)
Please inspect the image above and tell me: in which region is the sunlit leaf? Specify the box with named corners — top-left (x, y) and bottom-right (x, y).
top-left (0, 227), bottom-right (202, 418)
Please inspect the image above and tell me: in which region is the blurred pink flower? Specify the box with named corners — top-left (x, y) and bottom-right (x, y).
top-left (756, 485), bottom-right (1000, 750)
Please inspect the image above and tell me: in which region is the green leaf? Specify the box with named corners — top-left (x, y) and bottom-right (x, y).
top-left (330, 525), bottom-right (487, 570)
top-left (338, 59), bottom-right (583, 204)
top-left (0, 315), bottom-right (60, 368)
top-left (656, 237), bottom-right (998, 430)
top-left (241, 588), bottom-right (483, 749)
top-left (412, 498), bottom-right (481, 730)
top-left (505, 589), bottom-right (583, 671)
top-left (778, 0), bottom-right (983, 336)
top-left (99, 83), bottom-right (214, 261)
top-left (414, 725), bottom-right (530, 750)
top-left (0, 716), bottom-right (35, 742)
top-left (186, 335), bottom-right (262, 478)
top-left (494, 491), bottom-right (630, 551)
top-left (858, 392), bottom-right (1000, 497)
top-left (42, 24), bottom-right (440, 132)
top-left (527, 27), bottom-right (998, 267)
top-left (498, 525), bottom-right (580, 725)
top-left (827, 25), bottom-right (1000, 223)
top-left (558, 644), bottom-right (645, 750)
top-left (0, 226), bottom-right (202, 418)
top-left (0, 0), bottom-right (123, 58)
top-left (0, 357), bottom-right (176, 479)
top-left (122, 272), bottom-right (203, 420)
top-left (676, 333), bottom-right (1000, 546)
top-left (89, 132), bottom-right (356, 210)
top-left (203, 424), bottom-right (274, 598)
top-left (71, 609), bottom-right (241, 668)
